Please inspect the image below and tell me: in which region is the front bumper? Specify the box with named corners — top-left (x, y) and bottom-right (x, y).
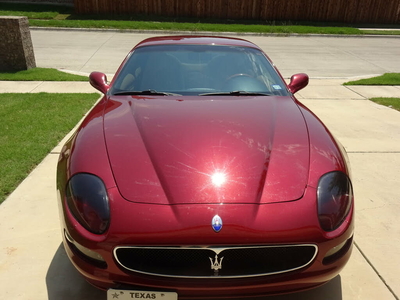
top-left (60, 185), bottom-right (354, 298)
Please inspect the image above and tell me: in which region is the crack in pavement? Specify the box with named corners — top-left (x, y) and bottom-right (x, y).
top-left (354, 242), bottom-right (399, 300)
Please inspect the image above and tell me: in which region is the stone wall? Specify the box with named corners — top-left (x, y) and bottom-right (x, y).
top-left (0, 16), bottom-right (36, 71)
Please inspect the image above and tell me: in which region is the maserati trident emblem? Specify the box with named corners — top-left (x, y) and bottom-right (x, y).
top-left (211, 215), bottom-right (223, 232)
top-left (209, 254), bottom-right (224, 271)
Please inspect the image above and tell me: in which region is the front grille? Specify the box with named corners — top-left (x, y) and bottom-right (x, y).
top-left (114, 245), bottom-right (317, 278)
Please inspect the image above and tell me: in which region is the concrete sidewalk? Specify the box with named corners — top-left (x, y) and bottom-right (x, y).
top-left (0, 78), bottom-right (399, 300)
top-left (2, 77), bottom-right (400, 97)
top-left (0, 80), bottom-right (97, 93)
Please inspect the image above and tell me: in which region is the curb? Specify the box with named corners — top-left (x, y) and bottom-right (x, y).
top-left (29, 26), bottom-right (400, 39)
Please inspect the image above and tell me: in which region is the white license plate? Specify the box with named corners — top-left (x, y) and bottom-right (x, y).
top-left (107, 289), bottom-right (178, 300)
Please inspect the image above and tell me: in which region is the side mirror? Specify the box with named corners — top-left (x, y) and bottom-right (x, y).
top-left (288, 73), bottom-right (309, 94)
top-left (89, 72), bottom-right (109, 94)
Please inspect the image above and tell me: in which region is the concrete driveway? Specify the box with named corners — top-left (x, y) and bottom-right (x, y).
top-left (0, 30), bottom-right (399, 300)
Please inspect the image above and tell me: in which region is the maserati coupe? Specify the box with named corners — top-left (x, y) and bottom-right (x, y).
top-left (56, 36), bottom-right (354, 299)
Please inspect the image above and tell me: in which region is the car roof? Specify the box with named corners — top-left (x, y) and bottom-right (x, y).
top-left (133, 35), bottom-right (261, 50)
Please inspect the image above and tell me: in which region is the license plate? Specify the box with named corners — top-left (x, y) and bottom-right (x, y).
top-left (107, 289), bottom-right (178, 300)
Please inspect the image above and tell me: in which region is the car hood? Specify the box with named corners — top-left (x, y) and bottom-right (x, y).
top-left (103, 95), bottom-right (309, 205)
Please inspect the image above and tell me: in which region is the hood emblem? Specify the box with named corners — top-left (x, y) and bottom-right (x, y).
top-left (211, 215), bottom-right (223, 232)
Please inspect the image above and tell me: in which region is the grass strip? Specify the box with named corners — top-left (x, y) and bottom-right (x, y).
top-left (28, 19), bottom-right (363, 34)
top-left (0, 68), bottom-right (88, 81)
top-left (361, 30), bottom-right (400, 35)
top-left (0, 3), bottom-right (72, 19)
top-left (0, 92), bottom-right (99, 203)
top-left (370, 98), bottom-right (400, 111)
top-left (344, 73), bottom-right (400, 85)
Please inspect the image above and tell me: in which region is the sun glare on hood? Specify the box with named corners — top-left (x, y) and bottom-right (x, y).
top-left (211, 172), bottom-right (227, 187)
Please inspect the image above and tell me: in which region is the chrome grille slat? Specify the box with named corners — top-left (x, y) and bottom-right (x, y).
top-left (114, 245), bottom-right (318, 278)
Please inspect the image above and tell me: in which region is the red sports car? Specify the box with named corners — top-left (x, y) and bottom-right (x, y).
top-left (57, 36), bottom-right (354, 299)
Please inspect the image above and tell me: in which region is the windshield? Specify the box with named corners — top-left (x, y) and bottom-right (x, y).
top-left (110, 44), bottom-right (289, 96)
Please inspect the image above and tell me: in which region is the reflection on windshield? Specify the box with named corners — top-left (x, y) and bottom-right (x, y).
top-left (111, 45), bottom-right (289, 96)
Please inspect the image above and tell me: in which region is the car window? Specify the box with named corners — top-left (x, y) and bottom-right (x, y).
top-left (111, 45), bottom-right (289, 96)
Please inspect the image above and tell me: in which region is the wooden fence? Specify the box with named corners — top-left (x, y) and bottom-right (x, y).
top-left (74, 0), bottom-right (400, 24)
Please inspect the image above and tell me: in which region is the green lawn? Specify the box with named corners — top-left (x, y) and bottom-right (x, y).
top-left (370, 98), bottom-right (400, 111)
top-left (0, 3), bottom-right (71, 19)
top-left (0, 93), bottom-right (99, 203)
top-left (362, 30), bottom-right (400, 35)
top-left (344, 73), bottom-right (400, 85)
top-left (2, 3), bottom-right (399, 35)
top-left (0, 68), bottom-right (88, 81)
top-left (344, 73), bottom-right (400, 112)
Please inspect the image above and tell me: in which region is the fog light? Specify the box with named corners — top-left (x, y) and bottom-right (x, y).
top-left (323, 236), bottom-right (353, 265)
top-left (65, 230), bottom-right (105, 262)
top-left (325, 240), bottom-right (347, 257)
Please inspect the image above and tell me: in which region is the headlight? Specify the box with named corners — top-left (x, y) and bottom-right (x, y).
top-left (66, 173), bottom-right (110, 234)
top-left (317, 171), bottom-right (353, 232)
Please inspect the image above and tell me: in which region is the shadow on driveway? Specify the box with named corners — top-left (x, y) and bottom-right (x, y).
top-left (46, 244), bottom-right (343, 300)
top-left (46, 244), bottom-right (105, 300)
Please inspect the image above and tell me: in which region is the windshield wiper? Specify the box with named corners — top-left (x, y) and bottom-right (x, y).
top-left (113, 89), bottom-right (181, 96)
top-left (199, 91), bottom-right (271, 96)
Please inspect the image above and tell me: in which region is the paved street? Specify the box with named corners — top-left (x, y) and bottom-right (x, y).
top-left (0, 29), bottom-right (399, 300)
top-left (30, 29), bottom-right (400, 78)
